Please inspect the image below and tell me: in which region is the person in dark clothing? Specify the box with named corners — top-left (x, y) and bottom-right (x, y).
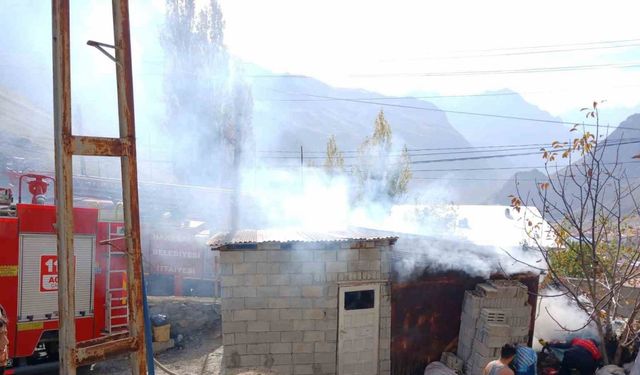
top-left (547, 338), bottom-right (601, 375)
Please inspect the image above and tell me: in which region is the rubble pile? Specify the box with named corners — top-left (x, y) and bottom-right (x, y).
top-left (148, 296), bottom-right (221, 336)
top-left (456, 280), bottom-right (532, 374)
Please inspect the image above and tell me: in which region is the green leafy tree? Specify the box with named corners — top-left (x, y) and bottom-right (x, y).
top-left (324, 135), bottom-right (345, 175)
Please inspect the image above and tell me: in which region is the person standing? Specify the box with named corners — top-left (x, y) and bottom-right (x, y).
top-left (512, 344), bottom-right (537, 375)
top-left (484, 344), bottom-right (517, 375)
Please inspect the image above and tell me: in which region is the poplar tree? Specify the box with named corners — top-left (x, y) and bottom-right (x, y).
top-left (324, 134), bottom-right (345, 175)
top-left (354, 109), bottom-right (412, 202)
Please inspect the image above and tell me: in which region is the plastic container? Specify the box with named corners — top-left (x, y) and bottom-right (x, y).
top-left (152, 323), bottom-right (171, 342)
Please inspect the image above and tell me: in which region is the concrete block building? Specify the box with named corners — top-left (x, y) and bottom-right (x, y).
top-left (209, 229), bottom-right (396, 375)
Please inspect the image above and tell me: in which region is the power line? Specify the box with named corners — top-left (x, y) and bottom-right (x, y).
top-left (260, 141), bottom-right (640, 160)
top-left (257, 90), bottom-right (527, 103)
top-left (411, 160), bottom-right (640, 173)
top-left (414, 177), bottom-right (544, 181)
top-left (261, 90), bottom-right (640, 132)
top-left (457, 37), bottom-right (640, 53)
top-left (257, 140), bottom-right (640, 167)
top-left (380, 42), bottom-right (640, 62)
top-left (250, 61), bottom-right (640, 79)
top-left (256, 84), bottom-right (640, 103)
top-left (259, 137), bottom-right (640, 155)
top-left (409, 140), bottom-right (640, 164)
top-left (260, 139), bottom-right (640, 160)
top-left (261, 145), bottom-right (551, 160)
top-left (260, 141), bottom-right (559, 154)
top-left (348, 62), bottom-right (640, 78)
top-left (413, 176), bottom-right (640, 182)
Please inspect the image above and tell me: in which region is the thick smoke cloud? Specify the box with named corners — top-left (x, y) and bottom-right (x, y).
top-left (0, 1), bottom-right (545, 281)
top-left (533, 287), bottom-right (599, 349)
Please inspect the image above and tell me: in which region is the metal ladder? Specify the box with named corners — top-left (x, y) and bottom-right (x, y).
top-left (105, 222), bottom-right (129, 334)
top-left (52, 0), bottom-right (148, 372)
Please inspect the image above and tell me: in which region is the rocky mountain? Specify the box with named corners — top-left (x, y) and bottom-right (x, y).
top-left (417, 89), bottom-right (571, 171)
top-left (487, 169), bottom-right (548, 206)
top-left (250, 75), bottom-right (469, 153)
top-left (248, 71), bottom-right (503, 202)
top-left (488, 114), bottom-right (640, 210)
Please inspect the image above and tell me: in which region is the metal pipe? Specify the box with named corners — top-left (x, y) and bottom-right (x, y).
top-left (142, 272), bottom-right (155, 375)
top-left (51, 0), bottom-right (77, 374)
top-left (111, 0), bottom-right (148, 373)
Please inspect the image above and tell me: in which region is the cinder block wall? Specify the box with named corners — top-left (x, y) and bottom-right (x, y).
top-left (457, 280), bottom-right (532, 375)
top-left (219, 240), bottom-right (392, 375)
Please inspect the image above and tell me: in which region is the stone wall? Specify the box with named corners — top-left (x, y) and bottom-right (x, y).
top-left (148, 296), bottom-right (221, 336)
top-left (220, 240), bottom-right (393, 375)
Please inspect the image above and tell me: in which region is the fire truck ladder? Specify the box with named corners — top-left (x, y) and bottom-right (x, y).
top-left (52, 0), bottom-right (148, 374)
top-left (105, 222), bottom-right (129, 335)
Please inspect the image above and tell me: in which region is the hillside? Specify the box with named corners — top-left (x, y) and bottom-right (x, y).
top-left (418, 89), bottom-right (570, 171)
top-left (487, 169), bottom-right (548, 205)
top-left (249, 73), bottom-right (504, 202)
top-left (251, 76), bottom-right (471, 153)
top-left (488, 113), bottom-right (640, 209)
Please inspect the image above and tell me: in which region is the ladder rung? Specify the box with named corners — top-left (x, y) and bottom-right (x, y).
top-left (109, 288), bottom-right (125, 292)
top-left (111, 314), bottom-right (128, 319)
top-left (111, 324), bottom-right (128, 328)
top-left (109, 270), bottom-right (127, 273)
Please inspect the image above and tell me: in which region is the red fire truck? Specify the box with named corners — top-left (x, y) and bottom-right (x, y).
top-left (0, 174), bottom-right (129, 374)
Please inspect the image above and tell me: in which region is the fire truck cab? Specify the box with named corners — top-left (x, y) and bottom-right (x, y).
top-left (0, 174), bottom-right (128, 374)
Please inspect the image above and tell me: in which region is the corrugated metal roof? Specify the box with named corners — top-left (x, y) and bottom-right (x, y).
top-left (207, 228), bottom-right (397, 249)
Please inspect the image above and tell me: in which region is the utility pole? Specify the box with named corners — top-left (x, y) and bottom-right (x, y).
top-left (300, 145), bottom-right (304, 188)
top-left (230, 125), bottom-right (242, 232)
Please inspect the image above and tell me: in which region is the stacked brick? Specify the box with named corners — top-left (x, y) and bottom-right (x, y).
top-left (456, 280), bottom-right (531, 375)
top-left (219, 240), bottom-right (393, 375)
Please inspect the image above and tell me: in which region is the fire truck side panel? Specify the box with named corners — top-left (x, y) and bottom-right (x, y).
top-left (0, 217), bottom-right (20, 359)
top-left (18, 234), bottom-right (95, 321)
top-left (13, 317), bottom-right (95, 358)
top-left (17, 204), bottom-right (98, 234)
top-left (11, 204), bottom-right (100, 359)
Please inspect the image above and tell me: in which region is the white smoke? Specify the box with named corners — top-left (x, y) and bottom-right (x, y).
top-left (235, 160), bottom-right (544, 278)
top-left (533, 287), bottom-right (599, 350)
top-left (238, 167), bottom-right (352, 231)
top-left (0, 0), bottom-right (547, 280)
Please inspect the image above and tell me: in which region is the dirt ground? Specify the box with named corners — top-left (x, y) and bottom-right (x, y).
top-left (91, 329), bottom-right (223, 375)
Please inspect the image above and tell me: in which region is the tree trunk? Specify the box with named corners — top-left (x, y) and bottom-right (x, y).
top-left (595, 318), bottom-right (611, 364)
top-left (613, 343), bottom-right (624, 365)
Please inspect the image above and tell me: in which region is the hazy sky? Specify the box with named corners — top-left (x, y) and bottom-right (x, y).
top-left (2, 0), bottom-right (639, 120)
top-left (217, 0), bottom-right (640, 115)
